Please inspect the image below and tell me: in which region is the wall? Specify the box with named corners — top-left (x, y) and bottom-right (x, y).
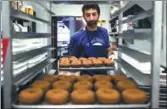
top-left (51, 4), bottom-right (112, 32)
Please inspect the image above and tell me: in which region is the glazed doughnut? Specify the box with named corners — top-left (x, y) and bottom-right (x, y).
top-left (73, 81), bottom-right (93, 90)
top-left (19, 88), bottom-right (43, 104)
top-left (70, 60), bottom-right (82, 67)
top-left (71, 89), bottom-right (95, 104)
top-left (60, 57), bottom-right (69, 61)
top-left (42, 75), bottom-right (58, 83)
top-left (96, 88), bottom-right (120, 104)
top-left (32, 80), bottom-right (50, 91)
top-left (59, 62), bottom-right (70, 67)
top-left (45, 89), bottom-right (69, 104)
top-left (122, 89), bottom-right (148, 104)
top-left (52, 80), bottom-right (72, 91)
top-left (103, 59), bottom-right (114, 66)
top-left (88, 57), bottom-right (97, 61)
top-left (77, 75), bottom-right (92, 82)
top-left (117, 80), bottom-right (137, 91)
top-left (93, 75), bottom-right (111, 82)
top-left (58, 75), bottom-right (76, 83)
top-left (97, 57), bottom-right (107, 62)
top-left (79, 57), bottom-right (87, 62)
top-left (112, 74), bottom-right (128, 82)
top-left (82, 60), bottom-right (93, 67)
top-left (94, 80), bottom-right (113, 90)
top-left (92, 59), bottom-right (103, 67)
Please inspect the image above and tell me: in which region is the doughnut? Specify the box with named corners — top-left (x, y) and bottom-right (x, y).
top-left (92, 60), bottom-right (103, 67)
top-left (32, 80), bottom-right (50, 91)
top-left (73, 81), bottom-right (93, 90)
top-left (79, 57), bottom-right (87, 62)
top-left (97, 57), bottom-right (107, 62)
top-left (59, 62), bottom-right (70, 67)
top-left (117, 80), bottom-right (137, 91)
top-left (122, 89), bottom-right (148, 104)
top-left (42, 75), bottom-right (58, 83)
top-left (96, 88), bottom-right (120, 104)
top-left (58, 75), bottom-right (76, 83)
top-left (77, 75), bottom-right (92, 82)
top-left (70, 60), bottom-right (82, 67)
top-left (82, 60), bottom-right (93, 67)
top-left (112, 74), bottom-right (128, 82)
top-left (19, 88), bottom-right (43, 104)
top-left (52, 80), bottom-right (72, 91)
top-left (94, 80), bottom-right (113, 90)
top-left (93, 75), bottom-right (111, 82)
top-left (103, 59), bottom-right (115, 66)
top-left (71, 89), bottom-right (95, 104)
top-left (88, 57), bottom-right (97, 61)
top-left (45, 89), bottom-right (69, 104)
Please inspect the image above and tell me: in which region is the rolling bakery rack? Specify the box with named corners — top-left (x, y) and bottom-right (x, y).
top-left (1, 0), bottom-right (166, 109)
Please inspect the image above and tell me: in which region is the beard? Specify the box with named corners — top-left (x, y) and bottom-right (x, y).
top-left (86, 20), bottom-right (98, 28)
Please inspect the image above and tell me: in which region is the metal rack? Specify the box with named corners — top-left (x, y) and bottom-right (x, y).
top-left (1, 0), bottom-right (166, 109)
top-left (115, 1), bottom-right (166, 109)
top-left (1, 1), bottom-right (55, 108)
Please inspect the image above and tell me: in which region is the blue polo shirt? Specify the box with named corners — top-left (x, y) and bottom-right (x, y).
top-left (68, 27), bottom-right (110, 58)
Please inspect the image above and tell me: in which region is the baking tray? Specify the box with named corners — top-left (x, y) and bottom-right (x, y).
top-left (58, 61), bottom-right (115, 71)
top-left (12, 76), bottom-right (151, 109)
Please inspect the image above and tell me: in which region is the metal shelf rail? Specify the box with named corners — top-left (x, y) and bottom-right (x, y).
top-left (115, 1), bottom-right (164, 109)
top-left (2, 1), bottom-right (53, 108)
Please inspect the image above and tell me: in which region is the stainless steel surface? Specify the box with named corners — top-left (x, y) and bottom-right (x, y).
top-left (0, 0), bottom-right (1, 85)
top-left (119, 46), bottom-right (151, 63)
top-left (116, 58), bottom-right (151, 86)
top-left (118, 29), bottom-right (152, 40)
top-left (34, 1), bottom-right (55, 15)
top-left (14, 32), bottom-right (52, 39)
top-left (119, 9), bottom-right (153, 25)
top-left (13, 45), bottom-right (51, 61)
top-left (119, 45), bottom-right (151, 56)
top-left (14, 58), bottom-right (55, 86)
top-left (2, 1), bottom-right (13, 108)
top-left (151, 1), bottom-right (163, 108)
top-left (12, 103), bottom-right (151, 109)
top-left (110, 1), bottom-right (136, 21)
top-left (59, 66), bottom-right (115, 71)
top-left (11, 8), bottom-right (50, 25)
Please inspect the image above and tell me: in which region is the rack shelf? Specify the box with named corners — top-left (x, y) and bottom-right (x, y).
top-left (117, 29), bottom-right (152, 40)
top-left (12, 103), bottom-right (150, 109)
top-left (118, 9), bottom-right (153, 25)
top-left (11, 9), bottom-right (50, 24)
top-left (110, 1), bottom-right (136, 21)
top-left (13, 46), bottom-right (51, 61)
top-left (14, 58), bottom-right (56, 86)
top-left (14, 32), bottom-right (52, 39)
top-left (34, 1), bottom-right (55, 15)
top-left (118, 45), bottom-right (151, 56)
top-left (59, 66), bottom-right (115, 71)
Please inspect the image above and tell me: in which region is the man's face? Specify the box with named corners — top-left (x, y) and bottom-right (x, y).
top-left (83, 8), bottom-right (99, 28)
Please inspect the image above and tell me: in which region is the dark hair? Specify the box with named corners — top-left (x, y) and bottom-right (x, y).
top-left (82, 4), bottom-right (100, 14)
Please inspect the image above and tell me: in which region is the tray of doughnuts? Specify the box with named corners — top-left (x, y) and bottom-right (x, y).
top-left (13, 73), bottom-right (151, 108)
top-left (58, 56), bottom-right (115, 70)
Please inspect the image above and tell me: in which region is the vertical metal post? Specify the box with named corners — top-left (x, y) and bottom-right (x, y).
top-left (151, 1), bottom-right (163, 108)
top-left (2, 1), bottom-right (13, 108)
top-left (117, 1), bottom-right (123, 72)
top-left (0, 0), bottom-right (2, 109)
top-left (164, 1), bottom-right (167, 69)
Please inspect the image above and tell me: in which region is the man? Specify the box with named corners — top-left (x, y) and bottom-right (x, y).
top-left (68, 4), bottom-right (112, 75)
